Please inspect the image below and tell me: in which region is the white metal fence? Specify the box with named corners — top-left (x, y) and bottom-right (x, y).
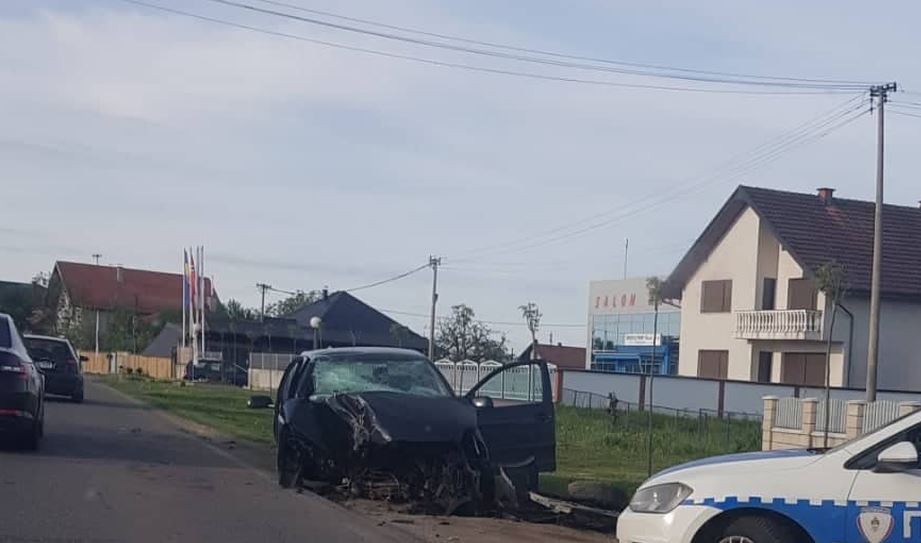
top-left (775, 397), bottom-right (803, 429)
top-left (863, 401), bottom-right (902, 433)
top-left (816, 399), bottom-right (847, 433)
top-left (435, 359), bottom-right (558, 401)
top-left (249, 352), bottom-right (297, 371)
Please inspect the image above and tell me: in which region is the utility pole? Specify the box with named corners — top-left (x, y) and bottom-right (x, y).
top-left (623, 238), bottom-right (629, 279)
top-left (92, 254), bottom-right (102, 356)
top-left (866, 82), bottom-right (897, 403)
top-left (257, 283), bottom-right (271, 321)
top-left (428, 256), bottom-right (441, 360)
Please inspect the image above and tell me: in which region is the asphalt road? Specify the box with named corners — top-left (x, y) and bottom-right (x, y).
top-left (0, 380), bottom-right (417, 543)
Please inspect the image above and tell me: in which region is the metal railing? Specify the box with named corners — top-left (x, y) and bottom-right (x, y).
top-left (734, 309), bottom-right (823, 340)
top-left (248, 352), bottom-right (298, 371)
top-left (435, 359), bottom-right (557, 401)
top-left (775, 397), bottom-right (803, 429)
top-left (816, 399), bottom-right (847, 433)
top-left (864, 401), bottom-right (901, 433)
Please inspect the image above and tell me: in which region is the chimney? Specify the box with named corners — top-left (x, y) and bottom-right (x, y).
top-left (322, 286), bottom-right (329, 301)
top-left (817, 187), bottom-right (835, 205)
top-left (115, 265), bottom-right (124, 283)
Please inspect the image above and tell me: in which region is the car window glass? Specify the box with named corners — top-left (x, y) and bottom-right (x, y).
top-left (474, 363), bottom-right (545, 404)
top-left (24, 338), bottom-right (73, 362)
top-left (279, 358), bottom-right (303, 401)
top-left (848, 421), bottom-right (921, 470)
top-left (308, 355), bottom-right (451, 398)
top-left (0, 318), bottom-right (11, 349)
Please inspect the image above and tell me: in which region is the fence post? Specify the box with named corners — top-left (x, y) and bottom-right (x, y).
top-left (801, 398), bottom-right (819, 449)
top-left (762, 396), bottom-right (778, 451)
top-left (845, 400), bottom-right (867, 439)
top-left (898, 401), bottom-right (921, 417)
top-left (638, 374), bottom-right (647, 411)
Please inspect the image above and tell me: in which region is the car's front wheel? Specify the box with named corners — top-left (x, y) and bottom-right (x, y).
top-left (71, 387), bottom-right (84, 403)
top-left (717, 516), bottom-right (797, 543)
top-left (276, 428), bottom-right (302, 488)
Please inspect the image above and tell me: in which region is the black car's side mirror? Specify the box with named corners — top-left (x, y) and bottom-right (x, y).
top-left (247, 395), bottom-right (274, 409)
top-left (79, 355), bottom-right (89, 362)
top-left (472, 396), bottom-right (494, 409)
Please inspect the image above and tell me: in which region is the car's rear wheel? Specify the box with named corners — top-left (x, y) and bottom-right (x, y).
top-left (717, 516), bottom-right (797, 543)
top-left (22, 414), bottom-right (42, 451)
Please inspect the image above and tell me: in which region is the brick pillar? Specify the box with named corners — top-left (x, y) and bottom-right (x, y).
top-left (898, 401), bottom-right (921, 417)
top-left (801, 398), bottom-right (819, 449)
top-left (846, 400), bottom-right (867, 439)
top-left (762, 396), bottom-right (779, 451)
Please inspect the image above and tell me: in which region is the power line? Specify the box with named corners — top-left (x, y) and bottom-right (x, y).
top-left (249, 0), bottom-right (875, 87)
top-left (454, 96), bottom-right (870, 262)
top-left (118, 0), bottom-right (858, 95)
top-left (380, 307), bottom-right (585, 328)
top-left (451, 94), bottom-right (865, 261)
top-left (344, 263), bottom-right (431, 293)
top-left (204, 0), bottom-right (872, 91)
top-left (891, 110), bottom-right (921, 120)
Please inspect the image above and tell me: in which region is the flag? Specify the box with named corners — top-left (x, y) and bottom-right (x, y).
top-left (182, 250), bottom-right (190, 311)
top-left (189, 250), bottom-right (197, 312)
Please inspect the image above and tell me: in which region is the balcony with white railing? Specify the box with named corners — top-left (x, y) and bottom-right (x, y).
top-left (734, 309), bottom-right (823, 341)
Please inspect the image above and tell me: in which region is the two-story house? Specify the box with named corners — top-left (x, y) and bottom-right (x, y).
top-left (665, 185), bottom-right (921, 390)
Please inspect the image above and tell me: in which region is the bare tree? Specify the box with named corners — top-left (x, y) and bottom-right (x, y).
top-left (519, 302), bottom-right (542, 361)
top-left (816, 261), bottom-right (848, 448)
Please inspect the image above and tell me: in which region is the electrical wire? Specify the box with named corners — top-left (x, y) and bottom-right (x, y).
top-left (453, 94), bottom-right (869, 262)
top-left (202, 0), bottom-right (872, 91)
top-left (891, 110), bottom-right (921, 120)
top-left (249, 0), bottom-right (876, 87)
top-left (344, 263), bottom-right (431, 293)
top-left (380, 307), bottom-right (585, 328)
top-left (118, 0), bottom-right (861, 95)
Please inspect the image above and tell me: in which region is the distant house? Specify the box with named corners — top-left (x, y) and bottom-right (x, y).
top-left (47, 261), bottom-right (215, 340)
top-left (666, 185), bottom-right (921, 389)
top-left (518, 343), bottom-right (587, 370)
top-left (143, 289), bottom-right (426, 367)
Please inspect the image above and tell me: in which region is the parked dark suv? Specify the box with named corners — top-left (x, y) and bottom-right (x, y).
top-left (0, 314), bottom-right (45, 449)
top-left (23, 335), bottom-right (86, 403)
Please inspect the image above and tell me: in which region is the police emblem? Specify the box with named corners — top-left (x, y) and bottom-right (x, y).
top-left (858, 507), bottom-right (893, 543)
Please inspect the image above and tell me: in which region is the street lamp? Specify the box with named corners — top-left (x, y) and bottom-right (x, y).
top-left (310, 316), bottom-right (322, 350)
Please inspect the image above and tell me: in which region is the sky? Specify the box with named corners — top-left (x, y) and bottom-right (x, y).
top-left (1, 0), bottom-right (920, 353)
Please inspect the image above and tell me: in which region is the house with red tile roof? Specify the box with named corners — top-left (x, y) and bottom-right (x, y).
top-left (47, 261), bottom-right (215, 345)
top-left (666, 186), bottom-right (921, 391)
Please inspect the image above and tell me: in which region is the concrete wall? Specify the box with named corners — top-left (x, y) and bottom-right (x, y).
top-left (840, 296), bottom-right (921, 390)
top-left (679, 207), bottom-right (761, 379)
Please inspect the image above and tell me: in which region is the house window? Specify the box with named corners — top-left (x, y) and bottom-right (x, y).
top-left (780, 353), bottom-right (826, 386)
top-left (701, 280), bottom-right (733, 313)
top-left (762, 278), bottom-right (777, 310)
top-left (698, 350), bottom-right (729, 380)
top-left (787, 278), bottom-right (818, 310)
top-left (756, 351), bottom-right (773, 383)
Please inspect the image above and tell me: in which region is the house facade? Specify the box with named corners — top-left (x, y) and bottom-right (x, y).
top-left (666, 186), bottom-right (921, 390)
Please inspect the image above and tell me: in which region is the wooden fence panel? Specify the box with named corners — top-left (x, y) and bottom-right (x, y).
top-left (77, 352), bottom-right (173, 380)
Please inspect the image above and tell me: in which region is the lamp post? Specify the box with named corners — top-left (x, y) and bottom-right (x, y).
top-left (310, 316), bottom-right (322, 350)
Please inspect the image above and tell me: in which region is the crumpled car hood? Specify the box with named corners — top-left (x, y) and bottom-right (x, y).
top-left (323, 391), bottom-right (478, 446)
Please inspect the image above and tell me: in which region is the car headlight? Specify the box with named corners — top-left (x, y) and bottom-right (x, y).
top-left (629, 483), bottom-right (693, 514)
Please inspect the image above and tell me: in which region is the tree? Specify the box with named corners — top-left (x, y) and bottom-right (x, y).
top-left (266, 290), bottom-right (320, 317)
top-left (645, 276), bottom-right (667, 476)
top-left (816, 261), bottom-right (848, 448)
top-left (436, 304), bottom-right (510, 362)
top-left (519, 302), bottom-right (542, 361)
top-left (225, 299), bottom-right (258, 321)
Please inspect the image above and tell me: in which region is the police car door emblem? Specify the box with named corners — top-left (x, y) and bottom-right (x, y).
top-left (858, 507), bottom-right (893, 543)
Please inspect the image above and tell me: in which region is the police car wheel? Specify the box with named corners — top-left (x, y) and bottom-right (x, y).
top-left (717, 515), bottom-right (796, 543)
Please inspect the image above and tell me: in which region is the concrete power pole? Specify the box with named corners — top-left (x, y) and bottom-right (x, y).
top-left (92, 254), bottom-right (102, 356)
top-left (257, 283), bottom-right (271, 321)
top-left (866, 82), bottom-right (897, 402)
top-left (428, 256), bottom-right (441, 360)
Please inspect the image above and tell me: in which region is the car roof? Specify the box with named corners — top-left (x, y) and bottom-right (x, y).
top-left (298, 346), bottom-right (428, 359)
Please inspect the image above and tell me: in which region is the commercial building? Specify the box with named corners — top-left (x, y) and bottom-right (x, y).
top-left (665, 185), bottom-right (921, 389)
top-left (586, 277), bottom-right (681, 374)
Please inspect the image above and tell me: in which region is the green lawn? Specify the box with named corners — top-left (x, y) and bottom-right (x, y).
top-left (550, 404), bottom-right (762, 498)
top-left (101, 377), bottom-right (761, 500)
top-left (101, 376), bottom-right (274, 444)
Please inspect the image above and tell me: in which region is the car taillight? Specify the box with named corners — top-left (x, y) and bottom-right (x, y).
top-left (0, 365), bottom-right (27, 379)
top-left (64, 359), bottom-right (78, 372)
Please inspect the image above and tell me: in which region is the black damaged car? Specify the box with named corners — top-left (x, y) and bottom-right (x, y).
top-left (251, 347), bottom-right (555, 515)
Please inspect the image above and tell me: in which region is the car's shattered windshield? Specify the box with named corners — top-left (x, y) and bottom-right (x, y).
top-left (311, 355), bottom-right (452, 398)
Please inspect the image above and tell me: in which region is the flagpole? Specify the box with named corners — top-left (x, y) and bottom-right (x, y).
top-left (181, 250), bottom-right (187, 350)
top-left (200, 245), bottom-right (206, 357)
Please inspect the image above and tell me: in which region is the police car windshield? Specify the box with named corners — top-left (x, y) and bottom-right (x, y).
top-left (826, 410), bottom-right (918, 455)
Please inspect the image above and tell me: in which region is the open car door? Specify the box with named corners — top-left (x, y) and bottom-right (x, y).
top-left (465, 360), bottom-right (555, 472)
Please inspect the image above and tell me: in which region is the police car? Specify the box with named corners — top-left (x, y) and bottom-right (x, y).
top-left (617, 408), bottom-right (921, 543)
